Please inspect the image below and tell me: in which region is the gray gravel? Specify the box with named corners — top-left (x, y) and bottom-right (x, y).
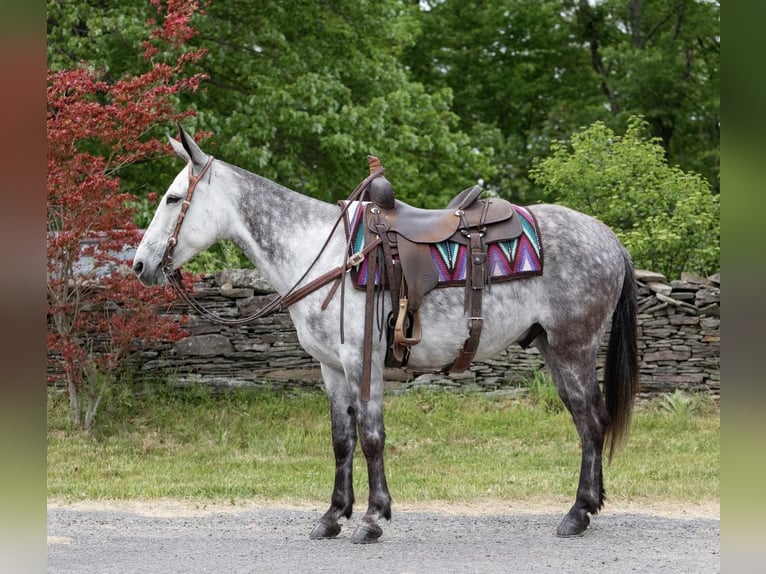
top-left (48, 505), bottom-right (719, 573)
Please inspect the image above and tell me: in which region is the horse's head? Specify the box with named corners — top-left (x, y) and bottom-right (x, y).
top-left (133, 126), bottom-right (222, 286)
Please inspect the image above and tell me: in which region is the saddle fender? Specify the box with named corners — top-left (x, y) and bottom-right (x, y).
top-left (397, 237), bottom-right (438, 311)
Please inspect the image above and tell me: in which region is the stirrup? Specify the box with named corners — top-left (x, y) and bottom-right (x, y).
top-left (393, 297), bottom-right (422, 348)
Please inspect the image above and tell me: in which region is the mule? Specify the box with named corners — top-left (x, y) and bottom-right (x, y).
top-left (133, 126), bottom-right (639, 542)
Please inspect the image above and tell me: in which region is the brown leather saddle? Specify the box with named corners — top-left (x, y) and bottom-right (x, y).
top-left (360, 157), bottom-right (522, 373)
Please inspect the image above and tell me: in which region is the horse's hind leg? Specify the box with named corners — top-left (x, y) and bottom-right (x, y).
top-left (310, 363), bottom-right (357, 539)
top-left (537, 335), bottom-right (609, 537)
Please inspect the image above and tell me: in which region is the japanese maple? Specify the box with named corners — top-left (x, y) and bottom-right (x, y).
top-left (47, 0), bottom-right (207, 430)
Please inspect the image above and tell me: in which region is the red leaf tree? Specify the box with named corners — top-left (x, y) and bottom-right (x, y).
top-left (47, 0), bottom-right (207, 430)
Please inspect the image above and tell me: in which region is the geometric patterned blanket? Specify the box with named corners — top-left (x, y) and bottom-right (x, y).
top-left (342, 201), bottom-right (543, 290)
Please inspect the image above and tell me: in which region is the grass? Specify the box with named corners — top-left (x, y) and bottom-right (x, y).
top-left (47, 379), bottom-right (719, 508)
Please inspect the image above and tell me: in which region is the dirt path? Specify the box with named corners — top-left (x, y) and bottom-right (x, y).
top-left (48, 496), bottom-right (719, 519)
top-left (48, 498), bottom-right (719, 574)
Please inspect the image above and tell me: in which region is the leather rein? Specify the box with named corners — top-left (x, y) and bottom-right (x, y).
top-left (161, 156), bottom-right (383, 326)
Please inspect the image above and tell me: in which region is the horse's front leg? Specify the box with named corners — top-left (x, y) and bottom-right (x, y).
top-left (348, 362), bottom-right (392, 544)
top-left (310, 363), bottom-right (357, 539)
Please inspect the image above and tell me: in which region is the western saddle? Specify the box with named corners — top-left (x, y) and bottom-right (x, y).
top-left (356, 156), bottom-right (523, 389)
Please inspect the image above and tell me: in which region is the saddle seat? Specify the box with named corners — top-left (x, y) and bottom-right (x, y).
top-left (372, 187), bottom-right (521, 245)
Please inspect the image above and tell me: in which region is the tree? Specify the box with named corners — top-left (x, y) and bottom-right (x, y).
top-left (46, 1), bottom-right (719, 275)
top-left (47, 0), bottom-right (206, 430)
top-left (163, 0), bottom-right (497, 208)
top-left (574, 0), bottom-right (720, 193)
top-left (406, 0), bottom-right (719, 199)
top-left (529, 116), bottom-right (719, 279)
top-left (406, 0), bottom-right (599, 203)
top-left (47, 0), bottom-right (502, 276)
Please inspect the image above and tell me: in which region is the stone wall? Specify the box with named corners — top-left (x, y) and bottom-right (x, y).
top-left (127, 267), bottom-right (720, 397)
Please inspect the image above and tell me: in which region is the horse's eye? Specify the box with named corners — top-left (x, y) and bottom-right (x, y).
top-left (166, 196), bottom-right (182, 205)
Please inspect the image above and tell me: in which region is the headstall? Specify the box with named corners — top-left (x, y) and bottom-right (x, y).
top-left (160, 156), bottom-right (383, 326)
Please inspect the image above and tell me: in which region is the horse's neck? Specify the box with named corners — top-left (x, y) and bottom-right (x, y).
top-left (228, 167), bottom-right (342, 295)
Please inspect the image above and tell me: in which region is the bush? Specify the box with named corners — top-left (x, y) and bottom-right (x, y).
top-left (529, 116), bottom-right (719, 278)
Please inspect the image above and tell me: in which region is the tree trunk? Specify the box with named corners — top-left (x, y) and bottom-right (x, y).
top-left (67, 377), bottom-right (81, 429)
top-left (83, 362), bottom-right (108, 433)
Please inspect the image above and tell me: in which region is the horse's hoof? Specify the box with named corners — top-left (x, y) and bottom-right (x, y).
top-left (350, 522), bottom-right (383, 544)
top-left (309, 519), bottom-right (341, 540)
top-left (556, 513), bottom-right (590, 537)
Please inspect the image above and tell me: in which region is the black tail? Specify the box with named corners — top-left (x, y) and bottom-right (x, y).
top-left (604, 250), bottom-right (640, 461)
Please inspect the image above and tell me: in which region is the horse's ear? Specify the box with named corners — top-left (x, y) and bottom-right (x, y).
top-left (172, 124), bottom-right (209, 167)
top-left (168, 132), bottom-right (191, 163)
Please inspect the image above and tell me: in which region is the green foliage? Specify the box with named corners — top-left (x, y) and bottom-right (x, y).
top-left (47, 0), bottom-right (153, 76)
top-left (184, 0), bottom-right (494, 208)
top-left (407, 0), bottom-right (720, 198)
top-left (594, 0), bottom-right (721, 192)
top-left (529, 117), bottom-right (719, 278)
top-left (47, 0), bottom-right (719, 272)
top-left (657, 390), bottom-right (716, 420)
top-left (520, 371), bottom-right (563, 414)
top-left (184, 240), bottom-right (253, 274)
top-left (407, 0), bottom-right (600, 203)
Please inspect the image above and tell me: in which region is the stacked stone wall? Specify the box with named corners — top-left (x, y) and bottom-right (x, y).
top-left (85, 268), bottom-right (718, 396)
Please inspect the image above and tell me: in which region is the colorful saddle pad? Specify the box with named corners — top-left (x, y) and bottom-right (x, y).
top-left (341, 201), bottom-right (543, 290)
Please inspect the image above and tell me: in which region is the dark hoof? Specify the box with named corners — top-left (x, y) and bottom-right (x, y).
top-left (556, 513), bottom-right (590, 537)
top-left (310, 519), bottom-right (341, 540)
top-left (350, 522), bottom-right (383, 544)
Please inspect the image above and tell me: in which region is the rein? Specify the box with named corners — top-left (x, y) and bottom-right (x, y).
top-left (161, 156), bottom-right (383, 326)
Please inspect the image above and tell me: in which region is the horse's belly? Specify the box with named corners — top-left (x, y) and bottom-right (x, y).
top-left (403, 287), bottom-right (536, 371)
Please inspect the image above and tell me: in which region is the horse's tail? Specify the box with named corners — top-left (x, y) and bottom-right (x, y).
top-left (604, 249), bottom-right (640, 462)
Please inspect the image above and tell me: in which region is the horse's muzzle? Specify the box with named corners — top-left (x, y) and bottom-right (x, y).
top-left (132, 259), bottom-right (163, 286)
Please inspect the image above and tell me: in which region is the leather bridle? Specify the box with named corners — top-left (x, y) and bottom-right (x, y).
top-left (160, 156), bottom-right (383, 327)
top-left (161, 155), bottom-right (215, 276)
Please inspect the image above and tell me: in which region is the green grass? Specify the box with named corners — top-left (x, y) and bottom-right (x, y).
top-left (47, 382), bottom-right (719, 507)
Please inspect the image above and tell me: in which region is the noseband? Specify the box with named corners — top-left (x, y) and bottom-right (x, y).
top-left (160, 156), bottom-right (384, 326)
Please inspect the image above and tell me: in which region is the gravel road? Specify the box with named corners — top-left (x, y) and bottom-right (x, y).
top-left (47, 501), bottom-right (719, 573)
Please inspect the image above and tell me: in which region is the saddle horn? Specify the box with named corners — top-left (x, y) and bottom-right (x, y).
top-left (367, 155), bottom-right (395, 210)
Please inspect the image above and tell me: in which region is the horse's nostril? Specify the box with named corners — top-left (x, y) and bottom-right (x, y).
top-left (133, 260), bottom-right (144, 276)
